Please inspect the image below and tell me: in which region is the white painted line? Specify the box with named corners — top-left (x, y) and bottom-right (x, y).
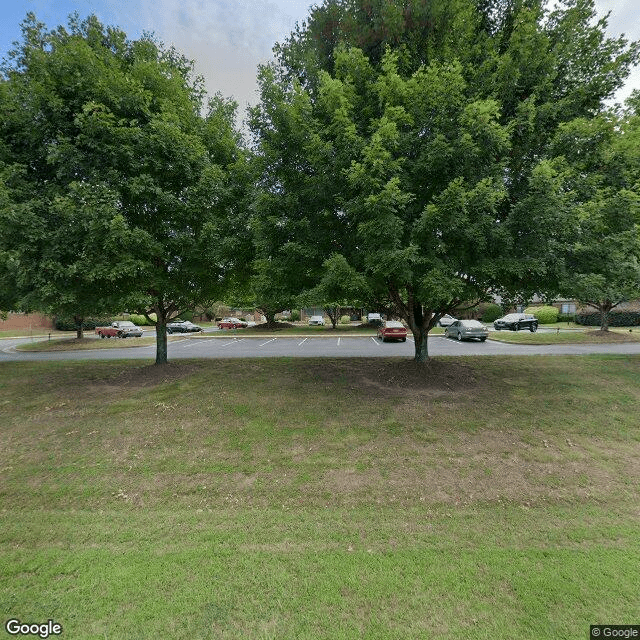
top-left (337, 337), bottom-right (341, 346)
top-left (298, 338), bottom-right (308, 347)
top-left (221, 338), bottom-right (244, 347)
top-left (258, 338), bottom-right (277, 347)
top-left (370, 337), bottom-right (380, 346)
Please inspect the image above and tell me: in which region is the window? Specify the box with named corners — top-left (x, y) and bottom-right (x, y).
top-left (561, 303), bottom-right (576, 314)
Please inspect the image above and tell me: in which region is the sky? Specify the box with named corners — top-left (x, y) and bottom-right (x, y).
top-left (1, 0), bottom-right (639, 127)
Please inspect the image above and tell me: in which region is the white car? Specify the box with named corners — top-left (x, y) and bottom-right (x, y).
top-left (308, 315), bottom-right (325, 326)
top-left (437, 314), bottom-right (457, 327)
top-left (367, 313), bottom-right (383, 326)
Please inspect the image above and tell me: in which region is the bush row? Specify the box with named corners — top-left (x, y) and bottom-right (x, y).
top-left (575, 308), bottom-right (640, 326)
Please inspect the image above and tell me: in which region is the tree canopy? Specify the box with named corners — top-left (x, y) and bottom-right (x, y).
top-left (250, 0), bottom-right (639, 360)
top-left (551, 105), bottom-right (640, 329)
top-left (0, 13), bottom-right (249, 362)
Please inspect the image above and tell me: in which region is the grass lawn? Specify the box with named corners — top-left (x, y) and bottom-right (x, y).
top-left (1, 356), bottom-right (639, 639)
top-left (489, 328), bottom-right (640, 344)
top-left (14, 336), bottom-right (185, 352)
top-left (0, 328), bottom-right (67, 338)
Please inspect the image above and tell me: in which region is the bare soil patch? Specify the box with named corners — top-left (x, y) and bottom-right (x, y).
top-left (250, 321), bottom-right (297, 331)
top-left (300, 357), bottom-right (484, 398)
top-left (84, 361), bottom-right (202, 390)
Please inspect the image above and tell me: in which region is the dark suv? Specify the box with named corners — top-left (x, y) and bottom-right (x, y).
top-left (493, 313), bottom-right (538, 332)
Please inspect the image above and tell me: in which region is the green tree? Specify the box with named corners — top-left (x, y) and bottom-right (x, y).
top-left (298, 253), bottom-right (369, 328)
top-left (0, 14), bottom-right (248, 362)
top-left (251, 0), bottom-right (639, 361)
top-left (552, 110), bottom-right (640, 330)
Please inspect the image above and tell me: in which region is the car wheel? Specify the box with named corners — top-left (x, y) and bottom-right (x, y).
top-left (457, 332), bottom-right (463, 341)
top-left (402, 337), bottom-right (406, 342)
top-left (530, 324), bottom-right (537, 332)
top-left (480, 337), bottom-right (487, 342)
top-left (515, 324), bottom-right (520, 331)
top-left (99, 333), bottom-right (105, 339)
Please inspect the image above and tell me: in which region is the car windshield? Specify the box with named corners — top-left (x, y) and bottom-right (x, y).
top-left (462, 320), bottom-right (484, 328)
top-left (501, 314), bottom-right (519, 321)
top-left (119, 322), bottom-right (135, 327)
top-left (385, 321), bottom-right (404, 328)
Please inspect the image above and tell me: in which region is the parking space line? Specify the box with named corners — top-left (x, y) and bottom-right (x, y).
top-left (370, 336), bottom-right (380, 346)
top-left (298, 338), bottom-right (308, 347)
top-left (258, 338), bottom-right (277, 347)
top-left (221, 338), bottom-right (245, 347)
top-left (337, 338), bottom-right (341, 346)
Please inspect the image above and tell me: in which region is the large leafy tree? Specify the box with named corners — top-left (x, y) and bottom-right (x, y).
top-left (0, 13), bottom-right (249, 362)
top-left (551, 107), bottom-right (640, 330)
top-left (251, 0), bottom-right (639, 361)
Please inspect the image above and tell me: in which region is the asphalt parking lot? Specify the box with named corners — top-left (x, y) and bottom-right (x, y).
top-left (3, 332), bottom-right (640, 361)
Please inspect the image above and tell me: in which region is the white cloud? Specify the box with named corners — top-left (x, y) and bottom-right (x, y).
top-left (594, 0), bottom-right (640, 103)
top-left (136, 0), bottom-right (309, 112)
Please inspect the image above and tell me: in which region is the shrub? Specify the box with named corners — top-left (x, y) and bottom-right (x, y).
top-left (290, 310), bottom-right (301, 322)
top-left (480, 303), bottom-right (502, 323)
top-left (556, 313), bottom-right (576, 323)
top-left (524, 305), bottom-right (559, 324)
top-left (128, 313), bottom-right (157, 326)
top-left (339, 315), bottom-right (351, 324)
top-left (575, 306), bottom-right (640, 327)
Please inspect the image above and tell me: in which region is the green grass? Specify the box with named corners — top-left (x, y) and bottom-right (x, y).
top-left (1, 356), bottom-right (639, 639)
top-left (0, 328), bottom-right (66, 338)
top-left (489, 328), bottom-right (640, 344)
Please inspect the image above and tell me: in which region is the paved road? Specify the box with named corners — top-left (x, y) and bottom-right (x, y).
top-left (3, 333), bottom-right (640, 362)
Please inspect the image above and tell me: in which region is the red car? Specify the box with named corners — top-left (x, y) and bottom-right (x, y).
top-left (218, 317), bottom-right (248, 329)
top-left (377, 320), bottom-right (407, 342)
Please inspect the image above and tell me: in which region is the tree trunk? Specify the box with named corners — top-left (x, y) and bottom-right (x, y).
top-left (265, 311), bottom-right (276, 327)
top-left (413, 326), bottom-right (429, 362)
top-left (325, 307), bottom-right (339, 329)
top-left (155, 307), bottom-right (168, 365)
top-left (600, 301), bottom-right (612, 331)
top-left (74, 315), bottom-right (84, 340)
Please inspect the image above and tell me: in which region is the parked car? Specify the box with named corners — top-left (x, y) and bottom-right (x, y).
top-left (445, 319), bottom-right (489, 342)
top-left (377, 320), bottom-right (407, 342)
top-left (95, 321), bottom-right (144, 338)
top-left (493, 313), bottom-right (538, 332)
top-left (308, 315), bottom-right (326, 326)
top-left (166, 320), bottom-right (203, 334)
top-left (367, 312), bottom-right (383, 326)
top-left (437, 314), bottom-right (457, 327)
top-left (218, 317), bottom-right (248, 329)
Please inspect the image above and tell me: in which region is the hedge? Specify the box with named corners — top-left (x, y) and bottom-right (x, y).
top-left (524, 305), bottom-right (559, 324)
top-left (339, 315), bottom-right (351, 324)
top-left (575, 307), bottom-right (640, 327)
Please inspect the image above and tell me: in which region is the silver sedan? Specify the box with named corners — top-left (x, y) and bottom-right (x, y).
top-left (445, 319), bottom-right (489, 342)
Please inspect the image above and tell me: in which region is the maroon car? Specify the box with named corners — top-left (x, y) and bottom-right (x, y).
top-left (218, 317), bottom-right (248, 329)
top-left (377, 321), bottom-right (407, 342)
